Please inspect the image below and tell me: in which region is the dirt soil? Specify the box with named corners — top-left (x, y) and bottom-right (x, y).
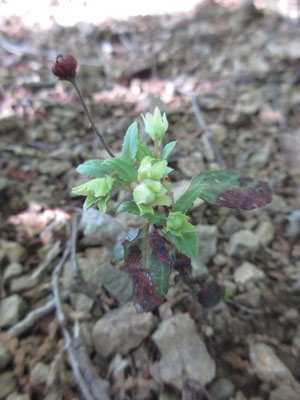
top-left (0, 2), bottom-right (300, 400)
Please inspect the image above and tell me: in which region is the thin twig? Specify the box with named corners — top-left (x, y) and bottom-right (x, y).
top-left (69, 78), bottom-right (115, 158)
top-left (70, 215), bottom-right (106, 311)
top-left (190, 95), bottom-right (226, 167)
top-left (52, 241), bottom-right (96, 400)
top-left (226, 298), bottom-right (263, 315)
top-left (72, 321), bottom-right (109, 400)
top-left (8, 290), bottom-right (69, 337)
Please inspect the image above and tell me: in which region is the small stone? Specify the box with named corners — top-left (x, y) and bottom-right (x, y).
top-left (209, 378), bottom-right (235, 400)
top-left (70, 293), bottom-right (94, 313)
top-left (0, 372), bottom-right (17, 400)
top-left (195, 224), bottom-right (218, 265)
top-left (227, 230), bottom-right (260, 258)
top-left (270, 384), bottom-right (300, 400)
top-left (255, 221), bottom-right (275, 246)
top-left (6, 393), bottom-right (31, 400)
top-left (178, 152), bottom-right (204, 177)
top-left (93, 305), bottom-right (157, 357)
top-left (249, 343), bottom-right (295, 382)
top-left (285, 210), bottom-right (300, 239)
top-left (10, 275), bottom-right (36, 293)
top-left (3, 263), bottom-right (23, 281)
top-left (222, 215), bottom-right (242, 237)
top-left (0, 295), bottom-right (26, 328)
top-left (233, 262), bottom-right (265, 285)
top-left (248, 144), bottom-right (271, 169)
top-left (38, 160), bottom-right (71, 177)
top-left (80, 209), bottom-right (126, 246)
top-left (150, 313), bottom-right (215, 390)
top-left (0, 340), bottom-right (12, 370)
top-left (235, 288), bottom-right (261, 308)
top-left (29, 362), bottom-right (49, 386)
top-left (0, 240), bottom-right (25, 263)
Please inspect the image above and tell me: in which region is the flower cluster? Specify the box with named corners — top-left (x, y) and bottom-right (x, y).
top-left (141, 107), bottom-right (168, 145)
top-left (166, 211), bottom-right (195, 237)
top-left (72, 176), bottom-right (114, 213)
top-left (133, 156), bottom-right (172, 215)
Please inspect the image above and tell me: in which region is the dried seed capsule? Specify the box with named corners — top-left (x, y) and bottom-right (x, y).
top-left (52, 54), bottom-right (77, 80)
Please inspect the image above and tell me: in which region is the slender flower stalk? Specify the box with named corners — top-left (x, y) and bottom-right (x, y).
top-left (52, 54), bottom-right (115, 158)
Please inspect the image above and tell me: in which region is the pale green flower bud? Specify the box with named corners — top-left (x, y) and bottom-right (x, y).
top-left (138, 156), bottom-right (152, 180)
top-left (141, 107), bottom-right (168, 144)
top-left (133, 180), bottom-right (172, 215)
top-left (138, 156), bottom-right (168, 182)
top-left (166, 211), bottom-right (195, 237)
top-left (133, 183), bottom-right (156, 205)
top-left (72, 176), bottom-right (114, 212)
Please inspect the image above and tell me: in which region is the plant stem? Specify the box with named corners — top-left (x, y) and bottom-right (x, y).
top-left (153, 141), bottom-right (158, 158)
top-left (69, 78), bottom-right (115, 158)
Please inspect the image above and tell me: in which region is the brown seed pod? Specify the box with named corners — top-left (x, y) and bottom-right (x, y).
top-left (52, 54), bottom-right (77, 80)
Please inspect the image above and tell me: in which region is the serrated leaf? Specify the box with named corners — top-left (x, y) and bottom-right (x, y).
top-left (104, 158), bottom-right (138, 182)
top-left (165, 231), bottom-right (198, 259)
top-left (190, 170), bottom-right (272, 210)
top-left (121, 122), bottom-right (138, 164)
top-left (136, 138), bottom-right (152, 162)
top-left (172, 184), bottom-right (204, 213)
top-left (83, 192), bottom-right (98, 211)
top-left (116, 201), bottom-right (166, 226)
top-left (77, 160), bottom-right (113, 178)
top-left (121, 227), bottom-right (175, 312)
top-left (161, 141), bottom-right (177, 160)
top-left (116, 201), bottom-right (140, 215)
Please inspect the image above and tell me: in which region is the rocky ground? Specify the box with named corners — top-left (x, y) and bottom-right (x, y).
top-left (0, 2), bottom-right (300, 399)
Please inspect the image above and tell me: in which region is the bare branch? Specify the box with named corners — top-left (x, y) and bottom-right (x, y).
top-left (70, 78), bottom-right (115, 158)
top-left (190, 95), bottom-right (226, 167)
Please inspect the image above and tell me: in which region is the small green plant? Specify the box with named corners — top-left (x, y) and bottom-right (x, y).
top-left (53, 55), bottom-right (272, 312)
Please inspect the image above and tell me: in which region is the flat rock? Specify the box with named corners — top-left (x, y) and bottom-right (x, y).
top-left (29, 362), bottom-right (50, 387)
top-left (6, 394), bottom-right (31, 400)
top-left (93, 305), bottom-right (157, 357)
top-left (209, 377), bottom-right (235, 400)
top-left (150, 313), bottom-right (215, 390)
top-left (195, 224), bottom-right (218, 266)
top-left (227, 230), bottom-right (260, 258)
top-left (0, 295), bottom-right (26, 328)
top-left (62, 259), bottom-right (132, 305)
top-left (255, 221), bottom-right (275, 246)
top-left (80, 209), bottom-right (126, 246)
top-left (270, 383), bottom-right (300, 400)
top-left (0, 371), bottom-right (17, 400)
top-left (249, 343), bottom-right (295, 382)
top-left (3, 263), bottom-right (23, 281)
top-left (0, 340), bottom-right (12, 370)
top-left (233, 261), bottom-right (265, 285)
top-left (0, 240), bottom-right (25, 263)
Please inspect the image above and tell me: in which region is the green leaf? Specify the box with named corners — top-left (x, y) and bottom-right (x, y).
top-left (165, 231), bottom-right (198, 259)
top-left (172, 184), bottom-right (204, 213)
top-left (104, 158), bottom-right (138, 182)
top-left (190, 170), bottom-right (272, 210)
top-left (116, 201), bottom-right (166, 226)
top-left (136, 138), bottom-right (152, 162)
top-left (77, 160), bottom-right (113, 178)
top-left (116, 201), bottom-right (140, 215)
top-left (83, 192), bottom-right (98, 211)
top-left (161, 141), bottom-right (177, 160)
top-left (121, 122), bottom-right (138, 164)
